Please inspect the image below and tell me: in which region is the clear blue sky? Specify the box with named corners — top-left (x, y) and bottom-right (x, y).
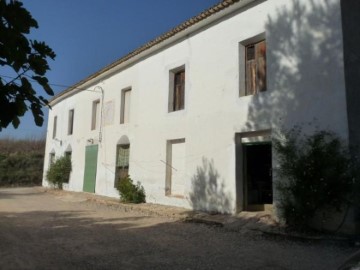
top-left (0, 0), bottom-right (220, 139)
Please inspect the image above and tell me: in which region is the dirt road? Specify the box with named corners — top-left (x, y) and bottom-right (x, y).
top-left (0, 187), bottom-right (356, 270)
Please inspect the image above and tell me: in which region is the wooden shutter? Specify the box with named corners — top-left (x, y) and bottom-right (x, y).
top-left (256, 40), bottom-right (267, 92)
top-left (246, 45), bottom-right (256, 95)
top-left (173, 70), bottom-right (185, 111)
top-left (245, 40), bottom-right (267, 95)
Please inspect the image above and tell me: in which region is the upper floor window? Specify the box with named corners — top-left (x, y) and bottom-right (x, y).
top-left (52, 116), bottom-right (57, 139)
top-left (245, 40), bottom-right (267, 95)
top-left (68, 109), bottom-right (74, 135)
top-left (91, 100), bottom-right (101, 130)
top-left (169, 67), bottom-right (185, 112)
top-left (120, 88), bottom-right (131, 124)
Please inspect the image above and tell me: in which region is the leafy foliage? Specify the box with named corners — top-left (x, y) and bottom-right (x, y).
top-left (274, 127), bottom-right (360, 230)
top-left (0, 138), bottom-right (45, 186)
top-left (0, 0), bottom-right (56, 130)
top-left (46, 155), bottom-right (72, 189)
top-left (116, 176), bottom-right (146, 203)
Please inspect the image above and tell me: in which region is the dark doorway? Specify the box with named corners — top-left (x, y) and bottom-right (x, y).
top-left (243, 143), bottom-right (272, 209)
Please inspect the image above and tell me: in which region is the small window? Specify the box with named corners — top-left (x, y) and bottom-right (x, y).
top-left (68, 109), bottom-right (74, 135)
top-left (49, 153), bottom-right (55, 166)
top-left (65, 151), bottom-right (72, 160)
top-left (245, 40), bottom-right (267, 95)
top-left (91, 100), bottom-right (101, 130)
top-left (114, 144), bottom-right (130, 187)
top-left (52, 116), bottom-right (57, 139)
top-left (120, 88), bottom-right (131, 124)
top-left (64, 151), bottom-right (72, 183)
top-left (169, 68), bottom-right (185, 112)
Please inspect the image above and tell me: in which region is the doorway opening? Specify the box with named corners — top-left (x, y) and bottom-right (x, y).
top-left (243, 143), bottom-right (272, 211)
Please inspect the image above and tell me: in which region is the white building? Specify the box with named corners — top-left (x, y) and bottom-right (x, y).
top-left (43, 0), bottom-right (359, 227)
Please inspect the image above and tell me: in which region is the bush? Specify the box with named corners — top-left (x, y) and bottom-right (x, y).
top-left (0, 139), bottom-right (45, 187)
top-left (274, 127), bottom-right (359, 230)
top-left (116, 176), bottom-right (145, 203)
top-left (46, 155), bottom-right (72, 189)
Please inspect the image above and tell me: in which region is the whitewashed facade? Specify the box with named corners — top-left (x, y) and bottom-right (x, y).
top-left (43, 0), bottom-right (357, 220)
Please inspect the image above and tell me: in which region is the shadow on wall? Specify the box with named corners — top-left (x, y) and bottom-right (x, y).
top-left (189, 158), bottom-right (232, 213)
top-left (244, 0), bottom-right (345, 134)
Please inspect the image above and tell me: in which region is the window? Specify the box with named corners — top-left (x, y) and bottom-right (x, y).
top-left (120, 88), bottom-right (131, 124)
top-left (169, 68), bottom-right (185, 112)
top-left (65, 151), bottom-right (72, 160)
top-left (64, 151), bottom-right (72, 183)
top-left (49, 152), bottom-right (55, 166)
top-left (114, 144), bottom-right (130, 187)
top-left (52, 116), bottom-right (57, 139)
top-left (68, 109), bottom-right (74, 135)
top-left (91, 100), bottom-right (101, 130)
top-left (245, 40), bottom-right (267, 95)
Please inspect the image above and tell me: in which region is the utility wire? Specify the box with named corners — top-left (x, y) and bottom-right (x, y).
top-left (0, 74), bottom-right (98, 93)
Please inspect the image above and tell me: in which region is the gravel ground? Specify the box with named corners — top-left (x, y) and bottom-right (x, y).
top-left (0, 187), bottom-right (357, 270)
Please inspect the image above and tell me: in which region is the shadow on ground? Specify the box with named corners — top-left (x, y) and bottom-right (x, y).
top-left (0, 207), bottom-right (354, 270)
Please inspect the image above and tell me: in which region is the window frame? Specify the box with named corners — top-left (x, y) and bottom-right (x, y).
top-left (52, 116), bottom-right (57, 139)
top-left (49, 152), bottom-right (55, 166)
top-left (91, 99), bottom-right (101, 130)
top-left (114, 144), bottom-right (130, 187)
top-left (120, 87), bottom-right (131, 124)
top-left (68, 109), bottom-right (74, 135)
top-left (168, 66), bottom-right (185, 112)
top-left (239, 33), bottom-right (267, 97)
top-left (245, 40), bottom-right (267, 95)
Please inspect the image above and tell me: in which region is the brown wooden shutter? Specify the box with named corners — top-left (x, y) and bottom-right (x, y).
top-left (246, 45), bottom-right (256, 95)
top-left (179, 71), bottom-right (185, 110)
top-left (256, 40), bottom-right (267, 92)
top-left (173, 70), bottom-right (185, 111)
top-left (245, 40), bottom-right (267, 95)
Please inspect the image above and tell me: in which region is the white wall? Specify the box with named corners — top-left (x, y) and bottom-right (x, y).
top-left (43, 0), bottom-right (348, 213)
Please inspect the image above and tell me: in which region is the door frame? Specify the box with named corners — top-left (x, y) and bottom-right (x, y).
top-left (235, 130), bottom-right (272, 212)
top-left (243, 142), bottom-right (272, 211)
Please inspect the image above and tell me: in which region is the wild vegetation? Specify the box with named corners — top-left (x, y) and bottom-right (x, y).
top-left (274, 126), bottom-right (360, 231)
top-left (0, 138), bottom-right (45, 186)
top-left (46, 155), bottom-right (71, 189)
top-left (116, 176), bottom-right (146, 203)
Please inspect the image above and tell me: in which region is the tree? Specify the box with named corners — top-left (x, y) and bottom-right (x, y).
top-left (0, 0), bottom-right (56, 131)
top-left (46, 155), bottom-right (72, 189)
top-left (274, 127), bottom-right (360, 230)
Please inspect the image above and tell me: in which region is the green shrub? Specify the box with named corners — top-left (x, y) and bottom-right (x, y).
top-left (46, 155), bottom-right (72, 189)
top-left (0, 139), bottom-right (45, 187)
top-left (116, 176), bottom-right (146, 203)
top-left (274, 127), bottom-right (360, 230)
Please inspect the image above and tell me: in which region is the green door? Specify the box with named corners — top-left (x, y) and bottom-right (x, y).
top-left (83, 145), bottom-right (98, 193)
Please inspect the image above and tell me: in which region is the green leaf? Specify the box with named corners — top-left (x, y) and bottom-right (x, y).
top-left (0, 0), bottom-right (56, 131)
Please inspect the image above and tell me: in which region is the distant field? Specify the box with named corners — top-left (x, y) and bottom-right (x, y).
top-left (0, 139), bottom-right (45, 187)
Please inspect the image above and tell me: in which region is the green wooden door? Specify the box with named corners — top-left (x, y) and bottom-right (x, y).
top-left (83, 145), bottom-right (98, 193)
